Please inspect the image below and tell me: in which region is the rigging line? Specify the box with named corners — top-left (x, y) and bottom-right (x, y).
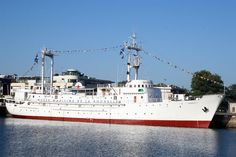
top-left (22, 62), bottom-right (37, 76)
top-left (142, 50), bottom-right (223, 86)
top-left (22, 45), bottom-right (122, 76)
top-left (52, 45), bottom-right (123, 54)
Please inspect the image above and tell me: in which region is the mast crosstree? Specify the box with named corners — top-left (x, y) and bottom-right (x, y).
top-left (124, 33), bottom-right (142, 82)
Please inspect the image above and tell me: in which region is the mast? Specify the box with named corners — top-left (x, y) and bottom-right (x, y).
top-left (41, 48), bottom-right (54, 94)
top-left (127, 51), bottom-right (131, 82)
top-left (41, 49), bottom-right (46, 94)
top-left (50, 52), bottom-right (54, 94)
top-left (125, 33), bottom-right (141, 81)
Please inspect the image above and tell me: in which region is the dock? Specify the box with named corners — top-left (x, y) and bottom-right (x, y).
top-left (213, 112), bottom-right (236, 128)
top-left (0, 99), bottom-right (8, 116)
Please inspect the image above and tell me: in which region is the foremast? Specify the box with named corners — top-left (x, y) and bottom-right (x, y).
top-left (124, 33), bottom-right (142, 82)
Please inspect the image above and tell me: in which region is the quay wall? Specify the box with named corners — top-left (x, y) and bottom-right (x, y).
top-left (226, 116), bottom-right (236, 128)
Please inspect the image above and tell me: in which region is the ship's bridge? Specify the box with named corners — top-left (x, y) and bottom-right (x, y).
top-left (122, 80), bottom-right (161, 103)
top-left (125, 80), bottom-right (154, 88)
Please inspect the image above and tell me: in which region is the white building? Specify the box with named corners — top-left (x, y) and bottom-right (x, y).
top-left (10, 77), bottom-right (42, 95)
top-left (229, 103), bottom-right (236, 113)
top-left (53, 69), bottom-right (79, 89)
top-left (155, 86), bottom-right (173, 101)
top-left (11, 69), bottom-right (113, 95)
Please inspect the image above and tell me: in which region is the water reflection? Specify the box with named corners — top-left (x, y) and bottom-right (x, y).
top-left (0, 118), bottom-right (236, 157)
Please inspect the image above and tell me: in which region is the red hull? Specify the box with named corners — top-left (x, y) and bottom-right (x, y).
top-left (11, 115), bottom-right (211, 128)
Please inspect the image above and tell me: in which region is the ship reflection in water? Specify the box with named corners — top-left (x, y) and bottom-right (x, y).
top-left (1, 118), bottom-right (236, 157)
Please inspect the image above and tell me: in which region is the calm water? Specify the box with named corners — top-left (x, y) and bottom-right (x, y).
top-left (0, 118), bottom-right (236, 157)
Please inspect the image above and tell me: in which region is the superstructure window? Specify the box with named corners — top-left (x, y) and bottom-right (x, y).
top-left (68, 79), bottom-right (77, 83)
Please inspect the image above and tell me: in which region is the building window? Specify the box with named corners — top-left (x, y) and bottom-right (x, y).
top-left (233, 107), bottom-right (235, 113)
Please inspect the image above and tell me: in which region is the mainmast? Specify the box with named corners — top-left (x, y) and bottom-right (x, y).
top-left (41, 48), bottom-right (54, 94)
top-left (125, 33), bottom-right (142, 81)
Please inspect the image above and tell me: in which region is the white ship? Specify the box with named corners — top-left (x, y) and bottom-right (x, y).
top-left (6, 35), bottom-right (224, 128)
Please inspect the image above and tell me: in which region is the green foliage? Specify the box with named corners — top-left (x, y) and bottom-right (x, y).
top-left (191, 70), bottom-right (224, 96)
top-left (171, 85), bottom-right (190, 95)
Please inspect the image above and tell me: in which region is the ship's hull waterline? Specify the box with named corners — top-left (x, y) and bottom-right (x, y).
top-left (11, 114), bottom-right (211, 128)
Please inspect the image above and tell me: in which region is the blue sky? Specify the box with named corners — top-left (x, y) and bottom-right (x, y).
top-left (0, 0), bottom-right (236, 89)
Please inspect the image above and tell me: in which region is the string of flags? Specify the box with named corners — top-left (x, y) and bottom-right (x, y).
top-left (52, 45), bottom-right (123, 54)
top-left (23, 53), bottom-right (39, 76)
top-left (142, 50), bottom-right (223, 86)
top-left (120, 47), bottom-right (125, 59)
top-left (22, 45), bottom-right (122, 76)
top-left (22, 42), bottom-right (223, 87)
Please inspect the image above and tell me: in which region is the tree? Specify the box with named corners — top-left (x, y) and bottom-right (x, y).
top-left (170, 85), bottom-right (190, 95)
top-left (118, 80), bottom-right (127, 87)
top-left (191, 70), bottom-right (224, 96)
